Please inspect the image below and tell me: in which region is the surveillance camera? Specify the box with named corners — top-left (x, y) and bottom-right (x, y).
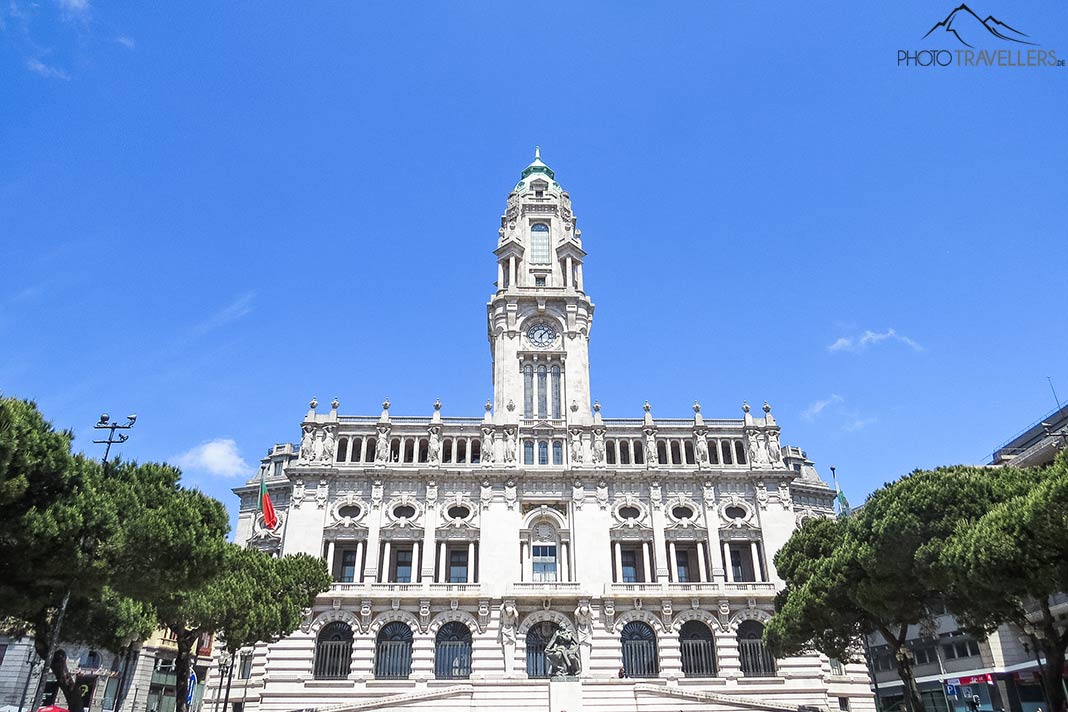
top-left (99, 413), bottom-right (110, 424)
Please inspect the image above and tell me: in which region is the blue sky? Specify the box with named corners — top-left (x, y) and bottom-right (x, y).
top-left (2, 1), bottom-right (1066, 531)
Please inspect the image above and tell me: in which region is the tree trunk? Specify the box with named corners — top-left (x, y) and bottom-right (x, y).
top-left (878, 624), bottom-right (926, 712)
top-left (173, 628), bottom-right (199, 712)
top-left (114, 643), bottom-right (139, 712)
top-left (49, 649), bottom-right (85, 712)
top-left (1036, 600), bottom-right (1067, 712)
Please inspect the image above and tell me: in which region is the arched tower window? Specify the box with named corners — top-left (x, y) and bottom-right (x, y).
top-left (314, 622), bottom-right (353, 679)
top-left (621, 621), bottom-right (658, 678)
top-left (537, 365), bottom-right (548, 418)
top-left (530, 223), bottom-right (550, 264)
top-left (523, 364), bottom-right (534, 418)
top-left (737, 620), bottom-right (776, 676)
top-left (434, 622), bottom-right (472, 679)
top-left (375, 621), bottom-right (414, 679)
top-left (679, 620), bottom-right (717, 677)
top-left (551, 365), bottom-right (562, 419)
top-left (526, 621), bottom-right (559, 678)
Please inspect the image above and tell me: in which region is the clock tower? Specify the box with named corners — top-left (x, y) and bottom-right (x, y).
top-left (488, 148), bottom-right (594, 426)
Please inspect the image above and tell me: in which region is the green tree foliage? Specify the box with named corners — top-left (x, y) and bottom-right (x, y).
top-left (0, 397), bottom-right (229, 712)
top-left (157, 544), bottom-right (332, 712)
top-left (766, 464), bottom-right (1040, 712)
top-left (941, 452), bottom-right (1068, 712)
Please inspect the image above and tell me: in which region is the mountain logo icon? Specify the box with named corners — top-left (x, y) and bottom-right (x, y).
top-left (923, 4), bottom-right (1037, 48)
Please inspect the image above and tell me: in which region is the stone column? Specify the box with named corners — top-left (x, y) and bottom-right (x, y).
top-left (696, 541), bottom-right (707, 583)
top-left (381, 541), bottom-right (391, 583)
top-left (421, 508), bottom-right (437, 582)
top-left (643, 541), bottom-right (653, 583)
top-left (354, 540), bottom-right (364, 582)
top-left (750, 540), bottom-right (762, 582)
top-left (565, 256), bottom-right (573, 288)
top-left (650, 507), bottom-right (669, 583)
top-left (325, 540), bottom-right (336, 579)
top-left (438, 541), bottom-right (447, 583)
top-left (364, 505), bottom-right (383, 583)
top-left (723, 542), bottom-right (735, 583)
top-left (468, 541), bottom-right (476, 583)
top-left (560, 542), bottom-right (569, 582)
top-left (613, 541), bottom-right (623, 583)
top-left (669, 540), bottom-right (679, 583)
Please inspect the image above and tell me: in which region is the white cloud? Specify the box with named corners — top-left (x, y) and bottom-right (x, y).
top-left (827, 328), bottom-right (924, 353)
top-left (842, 416), bottom-right (877, 432)
top-left (115, 35), bottom-right (135, 49)
top-left (174, 439), bottom-right (250, 478)
top-left (801, 394), bottom-right (844, 422)
top-left (190, 291), bottom-right (256, 337)
top-left (57, 0), bottom-right (90, 17)
top-left (26, 58), bottom-right (70, 80)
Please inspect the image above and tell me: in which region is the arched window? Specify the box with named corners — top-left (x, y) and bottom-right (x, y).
top-left (619, 441), bottom-right (631, 465)
top-left (707, 439), bottom-right (719, 464)
top-left (85, 650), bottom-right (101, 668)
top-left (530, 223), bottom-right (551, 264)
top-left (657, 441), bottom-right (668, 465)
top-left (523, 364), bottom-right (534, 417)
top-left (632, 440), bottom-right (644, 464)
top-left (670, 441), bottom-right (682, 465)
top-left (314, 622), bottom-right (353, 679)
top-left (526, 621), bottom-right (559, 678)
top-left (735, 441), bottom-right (747, 465)
top-left (375, 622), bottom-right (413, 679)
top-left (679, 620), bottom-right (717, 677)
top-left (737, 620), bottom-right (776, 676)
top-left (684, 440), bottom-right (695, 464)
top-left (538, 440), bottom-right (549, 465)
top-left (434, 622), bottom-right (472, 679)
top-left (336, 438), bottom-right (348, 462)
top-left (524, 440), bottom-right (535, 464)
top-left (721, 441), bottom-right (734, 465)
top-left (350, 437), bottom-right (363, 462)
top-left (552, 440), bottom-right (563, 465)
top-left (606, 441), bottom-right (617, 465)
top-left (621, 621), bottom-right (658, 678)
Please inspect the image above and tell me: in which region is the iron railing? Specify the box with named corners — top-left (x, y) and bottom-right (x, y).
top-left (526, 640), bottom-right (550, 678)
top-left (680, 639), bottom-right (717, 677)
top-left (434, 641), bottom-right (472, 679)
top-left (622, 639), bottom-right (659, 678)
top-left (739, 638), bottom-right (776, 676)
top-left (375, 640), bottom-right (412, 679)
top-left (313, 640), bottom-right (352, 679)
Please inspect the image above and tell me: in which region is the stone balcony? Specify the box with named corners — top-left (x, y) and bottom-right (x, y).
top-left (324, 580), bottom-right (777, 600)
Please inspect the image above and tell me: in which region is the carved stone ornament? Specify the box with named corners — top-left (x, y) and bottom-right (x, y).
top-left (602, 598), bottom-right (615, 630)
top-left (572, 480), bottom-right (584, 510)
top-left (427, 425), bottom-right (442, 466)
top-left (747, 430), bottom-right (770, 466)
top-left (755, 481), bottom-right (769, 510)
top-left (360, 600), bottom-right (373, 629)
top-left (597, 479), bottom-right (609, 510)
top-left (292, 479), bottom-right (306, 509)
top-left (695, 432), bottom-right (710, 466)
top-left (480, 479), bottom-right (493, 510)
top-left (320, 425), bottom-right (336, 463)
top-left (419, 600), bottom-right (431, 632)
top-left (592, 429), bottom-right (606, 466)
top-left (480, 426), bottom-right (496, 466)
top-left (374, 425), bottom-right (391, 464)
top-left (503, 428), bottom-right (518, 464)
top-left (569, 428), bottom-right (585, 464)
top-left (299, 424), bottom-right (316, 463)
top-left (778, 482), bottom-right (793, 510)
top-left (316, 479), bottom-right (328, 509)
top-left (504, 479), bottom-right (517, 510)
top-left (371, 479), bottom-right (383, 509)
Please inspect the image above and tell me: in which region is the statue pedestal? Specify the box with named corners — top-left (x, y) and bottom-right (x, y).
top-left (548, 677), bottom-right (583, 712)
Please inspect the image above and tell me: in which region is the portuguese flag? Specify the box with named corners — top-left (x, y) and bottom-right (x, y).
top-left (260, 470), bottom-right (278, 529)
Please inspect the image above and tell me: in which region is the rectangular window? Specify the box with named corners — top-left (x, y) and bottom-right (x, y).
top-left (340, 549), bottom-right (357, 583)
top-left (395, 549), bottom-right (413, 583)
top-left (232, 703), bottom-right (244, 712)
top-left (537, 366), bottom-right (548, 418)
top-left (101, 677), bottom-right (119, 712)
top-left (273, 461), bottom-right (282, 478)
top-left (523, 365), bottom-right (534, 418)
top-left (532, 545), bottom-right (557, 582)
top-left (239, 653), bottom-right (253, 680)
top-left (943, 639), bottom-right (980, 659)
top-left (676, 550), bottom-right (690, 582)
top-left (535, 276), bottom-right (546, 287)
top-left (913, 646), bottom-right (935, 665)
top-left (621, 549), bottom-right (638, 583)
top-left (551, 366), bottom-right (562, 419)
top-left (524, 440), bottom-right (534, 464)
top-left (531, 229), bottom-right (551, 263)
top-left (448, 549), bottom-right (469, 583)
top-left (829, 658), bottom-right (844, 676)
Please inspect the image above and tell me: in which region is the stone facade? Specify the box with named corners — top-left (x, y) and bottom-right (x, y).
top-left (210, 151), bottom-right (875, 712)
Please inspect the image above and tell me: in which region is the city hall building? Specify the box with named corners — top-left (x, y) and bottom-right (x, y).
top-left (210, 152), bottom-right (875, 712)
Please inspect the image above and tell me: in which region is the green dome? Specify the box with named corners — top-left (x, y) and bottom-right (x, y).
top-left (520, 146), bottom-right (555, 180)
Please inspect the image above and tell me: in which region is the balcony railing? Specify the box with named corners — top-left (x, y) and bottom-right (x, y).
top-left (511, 581), bottom-right (583, 594)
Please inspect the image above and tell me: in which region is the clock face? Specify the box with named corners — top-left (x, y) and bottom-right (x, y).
top-left (527, 323), bottom-right (557, 348)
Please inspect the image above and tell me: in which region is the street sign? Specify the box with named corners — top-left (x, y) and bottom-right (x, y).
top-left (945, 684), bottom-right (958, 697)
top-left (187, 670), bottom-right (197, 707)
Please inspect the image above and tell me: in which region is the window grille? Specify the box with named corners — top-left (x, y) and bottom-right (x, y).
top-left (526, 621), bottom-right (559, 678)
top-left (679, 621), bottom-right (717, 677)
top-left (434, 622), bottom-right (472, 679)
top-left (375, 622), bottom-right (413, 679)
top-left (314, 622), bottom-right (353, 679)
top-left (621, 621), bottom-right (658, 678)
top-left (738, 621), bottom-right (776, 676)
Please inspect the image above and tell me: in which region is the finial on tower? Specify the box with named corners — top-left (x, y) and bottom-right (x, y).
top-left (534, 145), bottom-right (541, 160)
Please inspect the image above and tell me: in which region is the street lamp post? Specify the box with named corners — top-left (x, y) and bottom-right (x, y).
top-left (26, 412), bottom-right (136, 712)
